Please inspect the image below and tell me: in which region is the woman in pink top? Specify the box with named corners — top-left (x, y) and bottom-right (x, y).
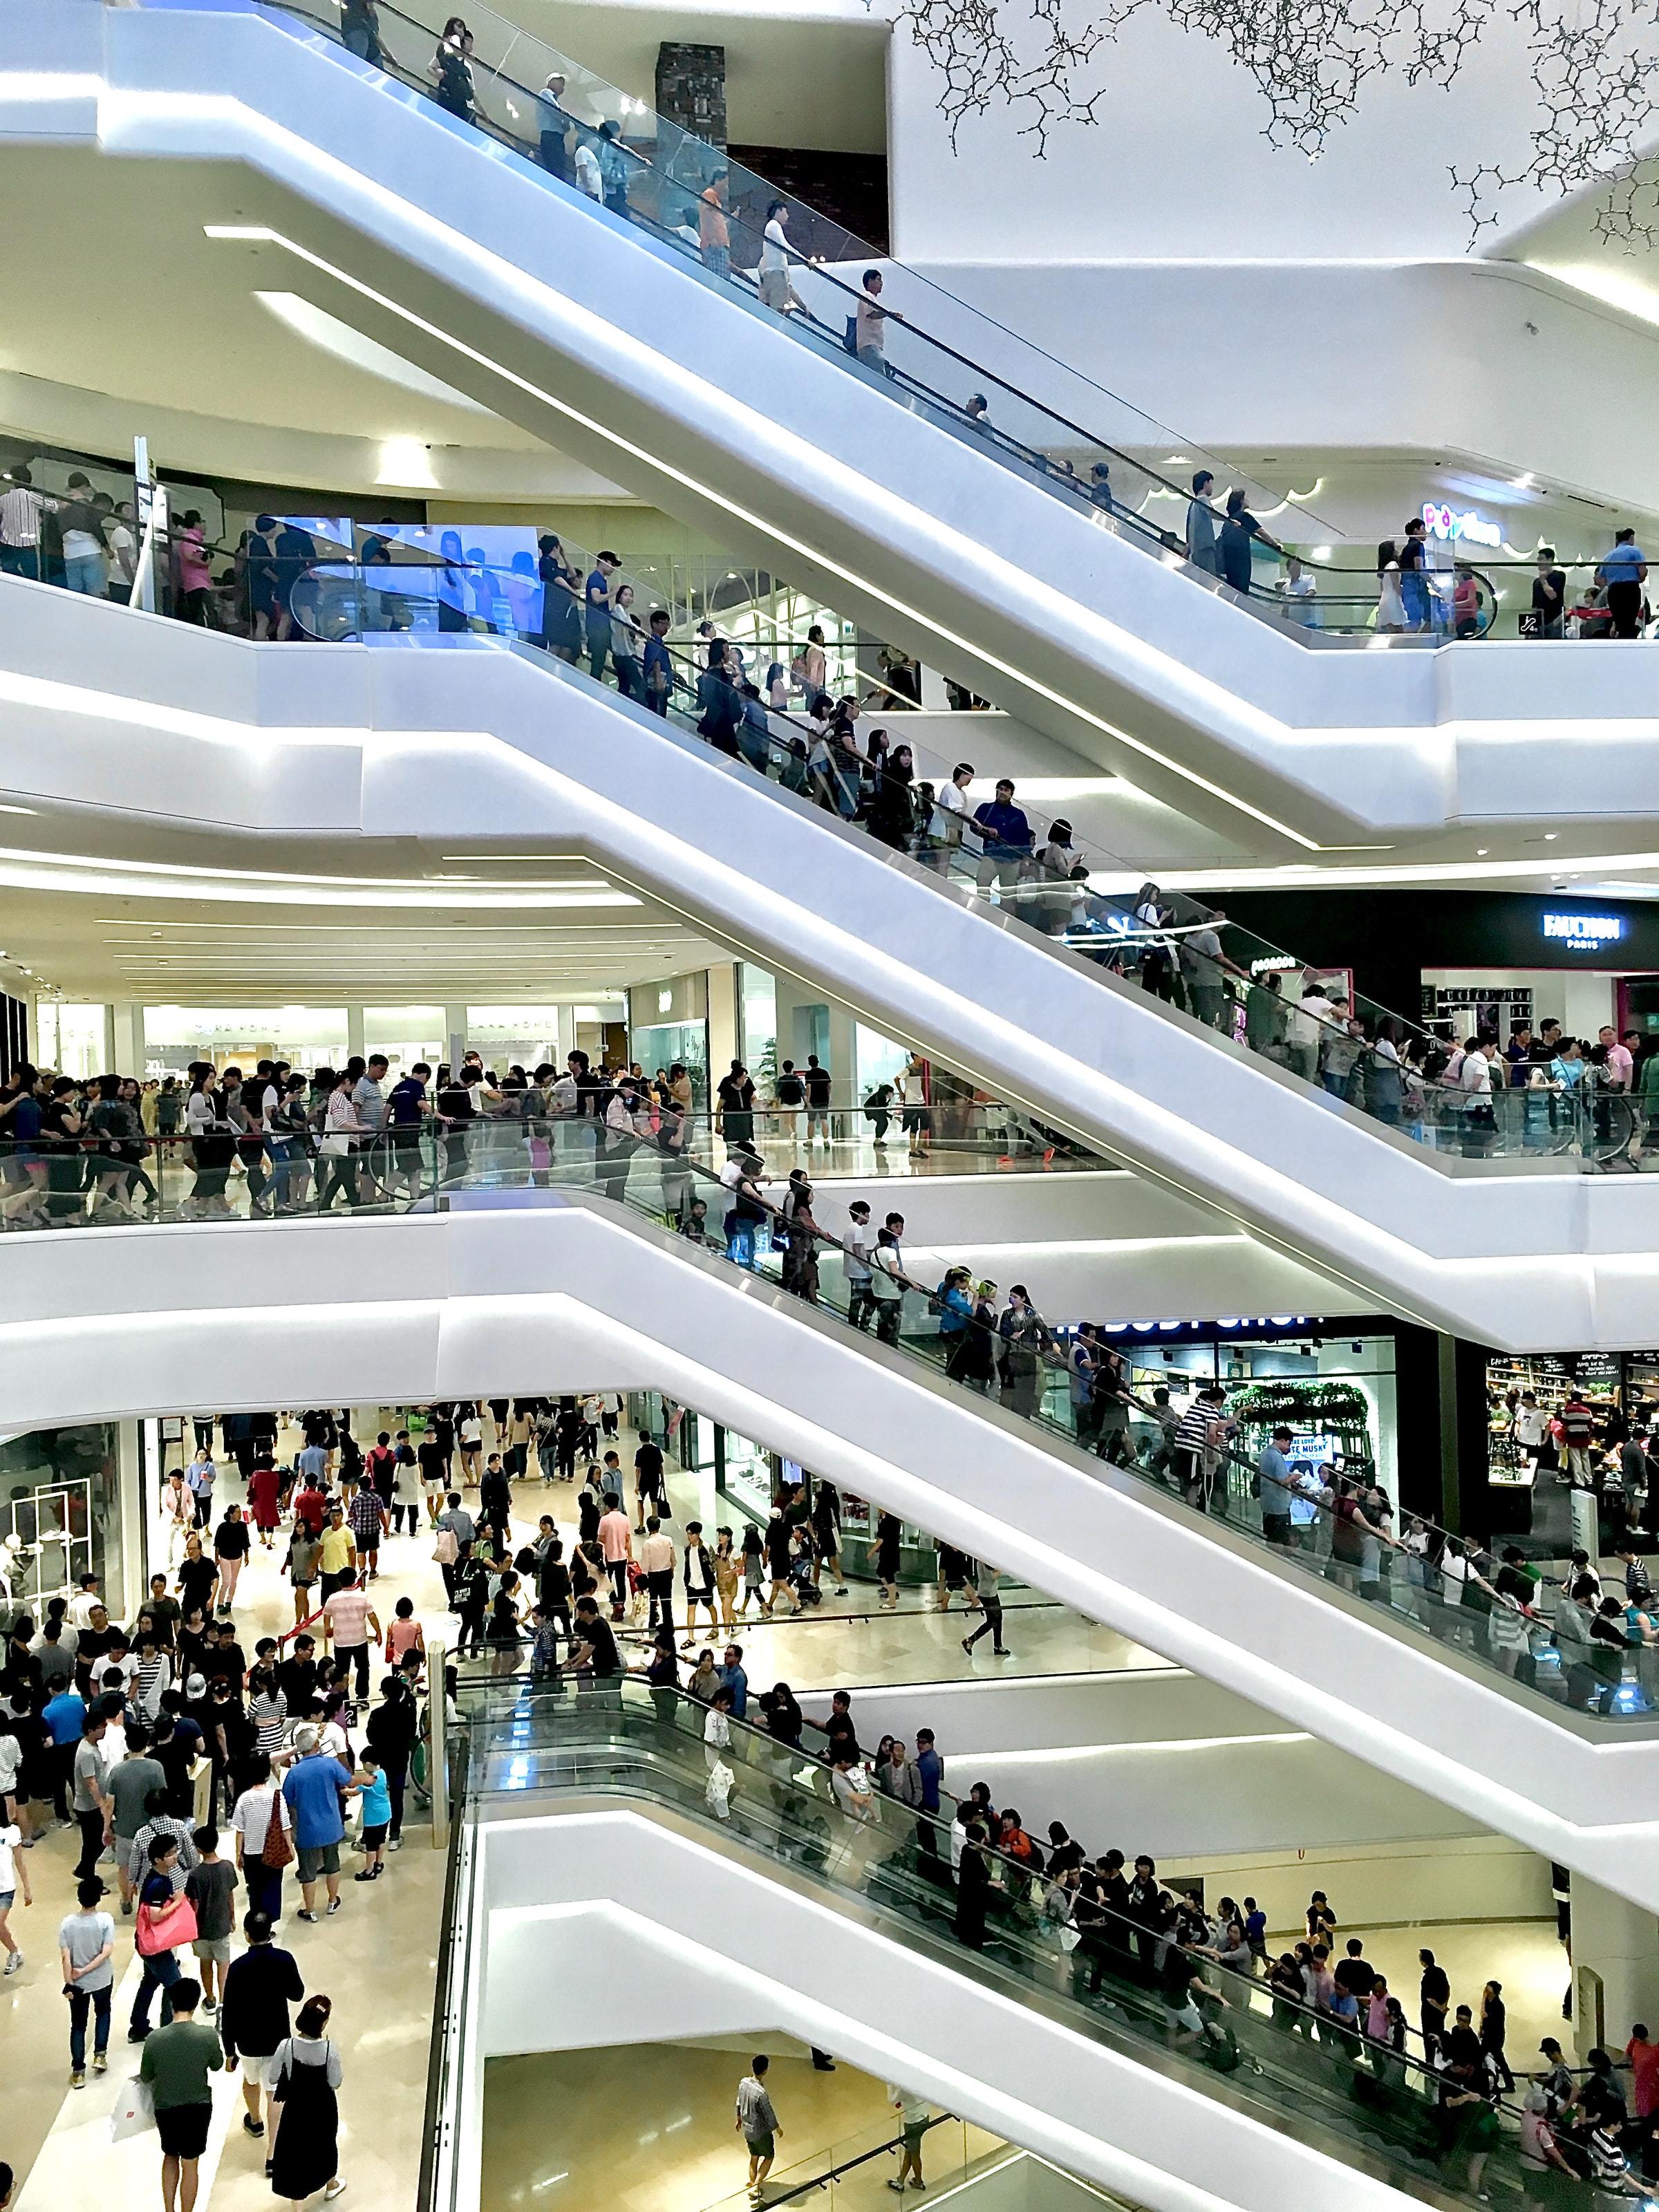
top-left (172, 508), bottom-right (214, 626)
top-left (384, 1596), bottom-right (426, 1667)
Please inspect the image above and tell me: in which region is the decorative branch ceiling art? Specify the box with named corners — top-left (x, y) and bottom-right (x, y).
top-left (894, 0), bottom-right (1659, 245)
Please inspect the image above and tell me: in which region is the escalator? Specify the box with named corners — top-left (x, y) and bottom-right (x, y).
top-left (11, 0), bottom-right (1659, 854)
top-left (434, 1671), bottom-right (1581, 2212)
top-left (8, 1136), bottom-right (1659, 1908)
top-left (2, 570), bottom-right (1651, 1349)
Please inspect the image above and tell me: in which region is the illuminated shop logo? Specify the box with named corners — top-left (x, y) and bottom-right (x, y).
top-left (1542, 911), bottom-right (1625, 948)
top-left (1422, 501), bottom-right (1502, 549)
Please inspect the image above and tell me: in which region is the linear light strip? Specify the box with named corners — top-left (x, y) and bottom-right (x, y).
top-left (199, 223), bottom-right (1325, 853)
top-left (0, 838), bottom-right (606, 895)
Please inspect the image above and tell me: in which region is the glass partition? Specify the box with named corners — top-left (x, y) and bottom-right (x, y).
top-left (288, 555), bottom-right (1640, 1174)
top-left (6, 1114), bottom-right (1648, 1728)
top-left (451, 1674), bottom-right (1572, 2212)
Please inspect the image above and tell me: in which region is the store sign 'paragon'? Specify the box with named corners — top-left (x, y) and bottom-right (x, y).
top-left (1542, 911), bottom-right (1626, 948)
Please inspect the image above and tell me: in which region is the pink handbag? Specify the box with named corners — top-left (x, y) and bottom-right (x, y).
top-left (135, 1891), bottom-right (198, 1957)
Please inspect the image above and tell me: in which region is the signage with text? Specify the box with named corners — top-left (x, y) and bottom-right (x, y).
top-left (1542, 911), bottom-right (1625, 948)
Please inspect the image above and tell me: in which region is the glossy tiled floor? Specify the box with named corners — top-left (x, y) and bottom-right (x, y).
top-left (8, 1797), bottom-right (442, 2211)
top-left (162, 1413), bottom-right (1166, 1698)
top-left (480, 2042), bottom-right (1003, 2212)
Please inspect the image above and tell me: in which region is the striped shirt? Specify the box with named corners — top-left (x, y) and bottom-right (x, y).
top-left (0, 485), bottom-right (53, 549)
top-left (1174, 1401), bottom-right (1216, 1453)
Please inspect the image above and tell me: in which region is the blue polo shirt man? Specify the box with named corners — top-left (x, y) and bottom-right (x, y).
top-left (281, 1738), bottom-right (357, 1922)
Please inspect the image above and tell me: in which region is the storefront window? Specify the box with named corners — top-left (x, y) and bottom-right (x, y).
top-left (740, 966), bottom-right (776, 1089)
top-left (35, 1002), bottom-right (107, 1080)
top-left (1098, 1322), bottom-right (1399, 1501)
top-left (142, 1005), bottom-right (348, 1076)
top-left (854, 1024), bottom-right (911, 1096)
top-left (364, 1006), bottom-right (445, 1077)
top-left (0, 1423), bottom-right (123, 1622)
top-left (630, 1022), bottom-right (709, 1103)
top-left (465, 1005), bottom-right (563, 1071)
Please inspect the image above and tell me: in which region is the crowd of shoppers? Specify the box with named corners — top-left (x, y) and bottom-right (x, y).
top-left (0, 1427), bottom-right (432, 2184)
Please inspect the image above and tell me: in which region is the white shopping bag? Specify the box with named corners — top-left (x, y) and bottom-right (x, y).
top-left (110, 2074), bottom-right (156, 2144)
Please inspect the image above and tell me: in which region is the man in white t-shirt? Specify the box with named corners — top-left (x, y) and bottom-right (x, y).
top-left (1459, 1037), bottom-right (1497, 1159)
top-left (758, 200), bottom-right (800, 315)
top-left (106, 503), bottom-right (138, 597)
top-left (1512, 1393), bottom-right (1550, 1469)
top-left (1277, 556), bottom-right (1319, 626)
top-left (926, 763), bottom-right (975, 875)
top-left (1288, 982), bottom-right (1338, 1083)
top-left (67, 1574), bottom-right (104, 1630)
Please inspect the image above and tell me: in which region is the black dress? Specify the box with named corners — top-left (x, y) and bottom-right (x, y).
top-left (270, 2038), bottom-right (340, 2200)
top-left (955, 1843), bottom-right (989, 1949)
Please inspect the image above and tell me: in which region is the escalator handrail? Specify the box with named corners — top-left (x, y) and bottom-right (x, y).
top-left (415, 1138), bottom-right (1600, 1700)
top-left (244, 0), bottom-right (1339, 554)
top-left (455, 1671), bottom-right (1534, 2136)
top-left (288, 558), bottom-right (1639, 1170)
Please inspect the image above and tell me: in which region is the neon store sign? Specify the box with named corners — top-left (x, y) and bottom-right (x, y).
top-left (1422, 501), bottom-right (1502, 549)
top-left (1542, 911), bottom-right (1626, 949)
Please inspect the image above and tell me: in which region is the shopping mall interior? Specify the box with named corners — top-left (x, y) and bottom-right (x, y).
top-left (13, 0), bottom-right (1659, 2207)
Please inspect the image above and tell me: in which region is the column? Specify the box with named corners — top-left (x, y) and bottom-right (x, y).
top-left (707, 963), bottom-right (739, 1079)
top-left (445, 1004), bottom-right (469, 1071)
top-left (346, 1004), bottom-right (366, 1061)
top-left (825, 1003), bottom-right (858, 1125)
top-left (1571, 1875), bottom-right (1659, 2055)
top-left (655, 41), bottom-right (727, 147)
top-left (115, 1418), bottom-right (146, 1622)
top-left (110, 1000), bottom-right (144, 1078)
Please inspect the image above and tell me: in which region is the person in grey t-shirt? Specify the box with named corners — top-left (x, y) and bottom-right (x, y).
top-left (736, 2055), bottom-right (782, 2202)
top-left (1186, 469), bottom-right (1220, 576)
top-left (351, 1056), bottom-right (388, 1136)
top-left (109, 1730), bottom-right (169, 1911)
top-left (1257, 1427), bottom-right (1296, 1546)
top-left (71, 1715), bottom-right (113, 1884)
top-left (59, 1877), bottom-right (118, 2082)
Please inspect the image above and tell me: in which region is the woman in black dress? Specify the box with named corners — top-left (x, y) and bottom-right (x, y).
top-left (872, 1510), bottom-right (902, 1611)
top-left (270, 1994), bottom-right (345, 2204)
top-left (955, 1820), bottom-right (991, 1949)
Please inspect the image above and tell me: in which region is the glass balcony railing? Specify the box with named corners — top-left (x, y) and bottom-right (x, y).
top-left (0, 1085), bottom-right (1084, 1232)
top-left (444, 1674), bottom-right (1600, 2212)
top-left (223, 0), bottom-right (1343, 596)
top-left (135, 0), bottom-right (1654, 648)
top-left (276, 547), bottom-right (1643, 1175)
top-left (8, 1114), bottom-right (1647, 1726)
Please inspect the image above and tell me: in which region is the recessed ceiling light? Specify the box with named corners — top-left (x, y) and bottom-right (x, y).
top-left (0, 805), bottom-right (37, 816)
top-left (1544, 833), bottom-right (1557, 841)
top-left (1476, 848), bottom-right (1489, 856)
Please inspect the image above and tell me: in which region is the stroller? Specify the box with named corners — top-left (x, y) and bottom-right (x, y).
top-left (786, 1537), bottom-right (823, 1609)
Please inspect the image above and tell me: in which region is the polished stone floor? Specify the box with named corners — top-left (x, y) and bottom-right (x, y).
top-left (482, 2040), bottom-right (1002, 2212)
